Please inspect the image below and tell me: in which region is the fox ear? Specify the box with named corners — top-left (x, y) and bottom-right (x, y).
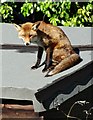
top-left (32, 22), bottom-right (40, 31)
top-left (14, 24), bottom-right (21, 31)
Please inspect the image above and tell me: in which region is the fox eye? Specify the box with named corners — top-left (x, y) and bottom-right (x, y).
top-left (29, 35), bottom-right (32, 38)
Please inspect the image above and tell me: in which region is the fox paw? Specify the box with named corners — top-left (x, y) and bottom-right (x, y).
top-left (42, 66), bottom-right (50, 73)
top-left (31, 65), bottom-right (38, 69)
top-left (42, 68), bottom-right (47, 73)
top-left (43, 66), bottom-right (54, 73)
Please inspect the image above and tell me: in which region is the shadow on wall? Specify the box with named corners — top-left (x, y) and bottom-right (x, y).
top-left (0, 44), bottom-right (38, 53)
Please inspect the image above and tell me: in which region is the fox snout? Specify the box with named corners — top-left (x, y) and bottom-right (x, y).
top-left (22, 38), bottom-right (31, 46)
top-left (26, 43), bottom-right (30, 46)
top-left (24, 42), bottom-right (30, 46)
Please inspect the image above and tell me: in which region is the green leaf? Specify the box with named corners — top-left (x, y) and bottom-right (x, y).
top-left (45, 10), bottom-right (51, 17)
top-left (36, 6), bottom-right (40, 11)
top-left (1, 9), bottom-right (5, 14)
top-left (31, 9), bottom-right (33, 14)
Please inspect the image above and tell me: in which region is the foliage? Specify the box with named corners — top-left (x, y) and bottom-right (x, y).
top-left (0, 0), bottom-right (93, 26)
top-left (21, 2), bottom-right (33, 17)
top-left (62, 1), bottom-right (93, 26)
top-left (21, 1), bottom-right (72, 26)
top-left (0, 2), bottom-right (16, 22)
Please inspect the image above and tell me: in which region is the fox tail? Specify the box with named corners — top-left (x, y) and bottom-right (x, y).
top-left (46, 54), bottom-right (82, 77)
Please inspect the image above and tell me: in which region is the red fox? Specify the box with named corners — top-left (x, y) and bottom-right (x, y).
top-left (14, 21), bottom-right (82, 77)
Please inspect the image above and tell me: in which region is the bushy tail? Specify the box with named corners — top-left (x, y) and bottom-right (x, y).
top-left (46, 54), bottom-right (82, 76)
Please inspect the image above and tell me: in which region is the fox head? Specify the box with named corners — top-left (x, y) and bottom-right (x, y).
top-left (14, 22), bottom-right (40, 46)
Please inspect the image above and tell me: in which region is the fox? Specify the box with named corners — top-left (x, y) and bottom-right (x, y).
top-left (14, 21), bottom-right (82, 77)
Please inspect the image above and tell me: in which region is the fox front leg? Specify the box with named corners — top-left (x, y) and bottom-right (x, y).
top-left (42, 47), bottom-right (52, 72)
top-left (31, 46), bottom-right (43, 69)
